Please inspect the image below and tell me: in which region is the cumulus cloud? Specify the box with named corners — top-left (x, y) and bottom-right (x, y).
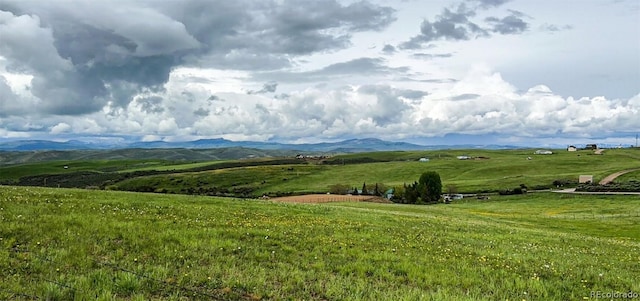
top-left (7, 65), bottom-right (635, 143)
top-left (50, 122), bottom-right (71, 134)
top-left (0, 0), bottom-right (396, 116)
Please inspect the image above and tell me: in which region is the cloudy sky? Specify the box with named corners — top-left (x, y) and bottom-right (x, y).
top-left (1, 0), bottom-right (639, 147)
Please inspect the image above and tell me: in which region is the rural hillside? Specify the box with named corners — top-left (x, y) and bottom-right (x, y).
top-left (2, 147), bottom-right (639, 197)
top-left (2, 147), bottom-right (640, 300)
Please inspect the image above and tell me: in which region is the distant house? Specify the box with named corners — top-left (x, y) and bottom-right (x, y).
top-left (63, 165), bottom-right (69, 169)
top-left (567, 146), bottom-right (577, 152)
top-left (384, 189), bottom-right (394, 200)
top-left (418, 157), bottom-right (430, 162)
top-left (585, 144), bottom-right (598, 150)
top-left (534, 150), bottom-right (553, 155)
top-left (456, 155), bottom-right (471, 160)
top-left (579, 175), bottom-right (593, 184)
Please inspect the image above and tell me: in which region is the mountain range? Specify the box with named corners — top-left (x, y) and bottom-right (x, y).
top-left (0, 138), bottom-right (442, 152)
top-left (0, 138), bottom-right (527, 165)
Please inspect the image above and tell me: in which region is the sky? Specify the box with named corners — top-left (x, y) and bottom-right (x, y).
top-left (0, 0), bottom-right (639, 147)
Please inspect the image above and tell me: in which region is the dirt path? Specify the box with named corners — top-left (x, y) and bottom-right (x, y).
top-left (599, 168), bottom-right (640, 185)
top-left (267, 194), bottom-right (391, 204)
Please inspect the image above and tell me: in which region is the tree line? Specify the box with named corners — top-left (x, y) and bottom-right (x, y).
top-left (328, 171), bottom-right (443, 205)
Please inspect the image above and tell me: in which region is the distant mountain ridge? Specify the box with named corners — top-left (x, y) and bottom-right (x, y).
top-left (0, 138), bottom-right (430, 152)
top-left (0, 137), bottom-right (530, 155)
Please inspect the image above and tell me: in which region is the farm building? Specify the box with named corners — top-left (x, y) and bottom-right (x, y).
top-left (456, 155), bottom-right (471, 160)
top-left (534, 150), bottom-right (553, 155)
top-left (418, 157), bottom-right (430, 162)
top-left (585, 144), bottom-right (598, 150)
top-left (579, 175), bottom-right (593, 184)
top-left (567, 146), bottom-right (577, 151)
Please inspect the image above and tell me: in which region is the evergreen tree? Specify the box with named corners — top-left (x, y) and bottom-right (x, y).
top-left (418, 171), bottom-right (443, 203)
top-left (404, 181), bottom-right (419, 204)
top-left (362, 182), bottom-right (368, 195)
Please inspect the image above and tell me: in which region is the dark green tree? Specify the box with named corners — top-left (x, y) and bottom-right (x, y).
top-left (418, 171), bottom-right (442, 203)
top-left (362, 182), bottom-right (368, 195)
top-left (403, 182), bottom-right (419, 204)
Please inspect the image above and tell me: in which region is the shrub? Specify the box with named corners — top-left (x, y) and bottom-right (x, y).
top-left (499, 187), bottom-right (527, 195)
top-left (329, 184), bottom-right (350, 195)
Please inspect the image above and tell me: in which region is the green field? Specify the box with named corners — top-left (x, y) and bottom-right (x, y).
top-left (109, 148), bottom-right (640, 196)
top-left (0, 160), bottom-right (174, 181)
top-left (1, 186), bottom-right (639, 300)
top-left (616, 170), bottom-right (640, 182)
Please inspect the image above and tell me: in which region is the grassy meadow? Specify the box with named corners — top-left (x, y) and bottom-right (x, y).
top-left (0, 160), bottom-right (173, 182)
top-left (1, 186), bottom-right (639, 300)
top-left (108, 148), bottom-right (640, 196)
top-left (616, 169), bottom-right (640, 182)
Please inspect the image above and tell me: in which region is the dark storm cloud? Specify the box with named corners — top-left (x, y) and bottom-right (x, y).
top-left (247, 82), bottom-right (278, 95)
top-left (382, 44), bottom-right (397, 54)
top-left (399, 3), bottom-right (529, 49)
top-left (266, 0), bottom-right (396, 54)
top-left (399, 4), bottom-right (487, 49)
top-left (253, 58), bottom-right (409, 83)
top-left (485, 12), bottom-right (529, 34)
top-left (0, 0), bottom-right (396, 116)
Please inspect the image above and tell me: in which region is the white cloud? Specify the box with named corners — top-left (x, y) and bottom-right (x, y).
top-left (50, 122), bottom-right (71, 134)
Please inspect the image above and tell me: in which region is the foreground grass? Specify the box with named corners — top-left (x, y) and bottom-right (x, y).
top-left (1, 187), bottom-right (639, 300)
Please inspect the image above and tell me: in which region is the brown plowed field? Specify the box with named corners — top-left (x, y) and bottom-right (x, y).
top-left (268, 194), bottom-right (391, 204)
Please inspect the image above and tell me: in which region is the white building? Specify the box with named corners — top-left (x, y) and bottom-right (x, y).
top-left (534, 150), bottom-right (553, 155)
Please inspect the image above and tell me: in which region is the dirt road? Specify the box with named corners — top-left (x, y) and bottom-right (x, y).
top-left (267, 194), bottom-right (390, 203)
top-left (598, 168), bottom-right (640, 185)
